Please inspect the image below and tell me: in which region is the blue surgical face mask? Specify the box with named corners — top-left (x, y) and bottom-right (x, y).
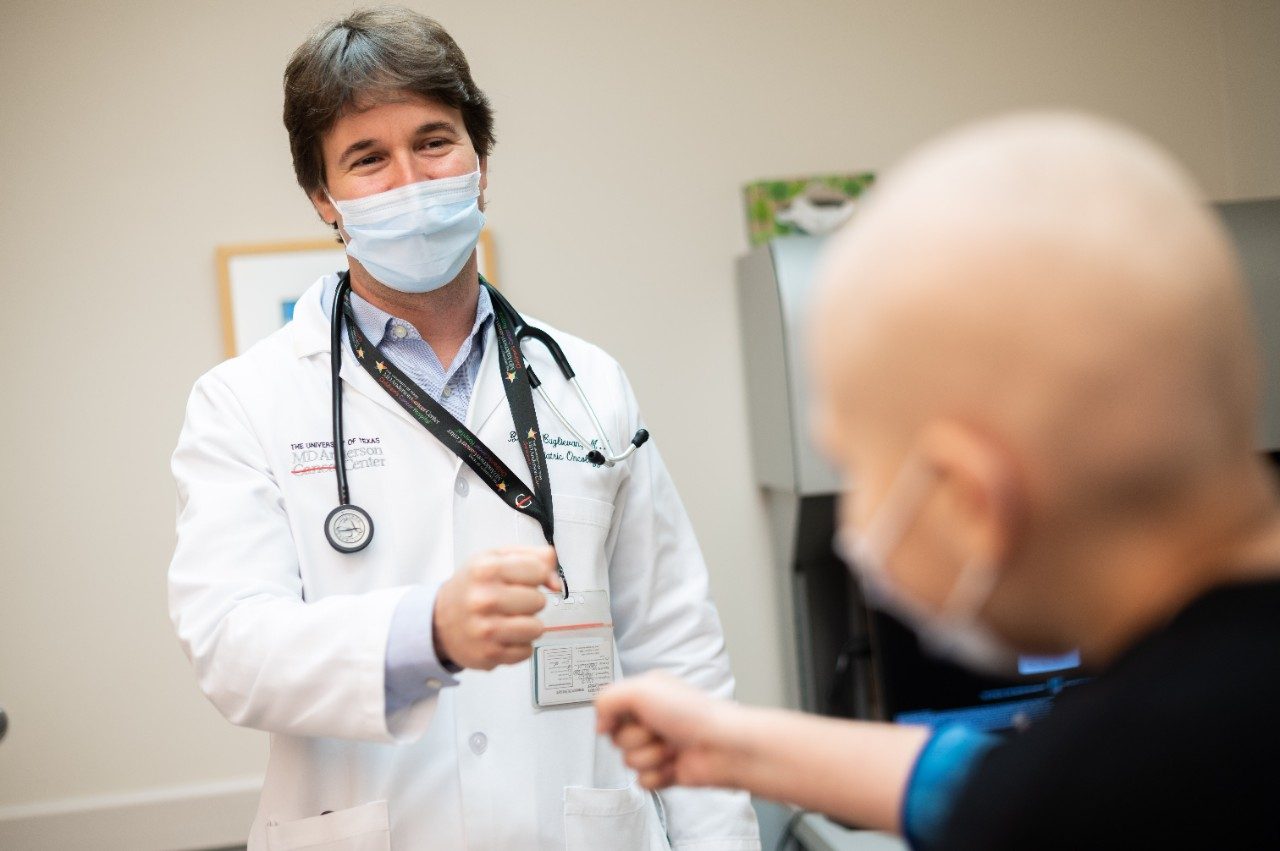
top-left (833, 452), bottom-right (1018, 676)
top-left (328, 162), bottom-right (485, 294)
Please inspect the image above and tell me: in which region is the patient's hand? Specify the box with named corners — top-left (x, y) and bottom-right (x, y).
top-left (595, 672), bottom-right (741, 790)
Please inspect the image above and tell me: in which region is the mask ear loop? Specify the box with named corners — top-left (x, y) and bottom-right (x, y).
top-left (937, 456), bottom-right (1012, 623)
top-left (322, 186), bottom-right (349, 246)
top-left (940, 558), bottom-right (1000, 623)
top-left (856, 452), bottom-right (937, 567)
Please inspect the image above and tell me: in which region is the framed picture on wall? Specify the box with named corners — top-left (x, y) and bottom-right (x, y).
top-left (217, 231), bottom-right (498, 357)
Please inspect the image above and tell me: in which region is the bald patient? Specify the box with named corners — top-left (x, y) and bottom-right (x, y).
top-left (597, 112), bottom-right (1280, 850)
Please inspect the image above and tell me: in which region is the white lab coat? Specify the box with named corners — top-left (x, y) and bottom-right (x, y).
top-left (169, 276), bottom-right (760, 851)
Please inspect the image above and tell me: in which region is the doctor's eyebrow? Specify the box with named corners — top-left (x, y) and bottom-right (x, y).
top-left (413, 120), bottom-right (459, 138)
top-left (336, 121), bottom-right (461, 168)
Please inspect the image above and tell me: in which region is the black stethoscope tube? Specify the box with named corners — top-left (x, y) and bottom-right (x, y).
top-left (323, 274), bottom-right (376, 553)
top-left (331, 274), bottom-right (352, 507)
top-left (485, 283), bottom-right (576, 381)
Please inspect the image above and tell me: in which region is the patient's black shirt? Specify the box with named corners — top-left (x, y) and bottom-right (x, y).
top-left (931, 578), bottom-right (1280, 851)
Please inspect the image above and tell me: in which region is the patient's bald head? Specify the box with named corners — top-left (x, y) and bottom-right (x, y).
top-left (811, 112), bottom-right (1271, 662)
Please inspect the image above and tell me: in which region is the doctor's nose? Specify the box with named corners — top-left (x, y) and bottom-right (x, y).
top-left (393, 154), bottom-right (449, 188)
top-left (386, 153), bottom-right (423, 190)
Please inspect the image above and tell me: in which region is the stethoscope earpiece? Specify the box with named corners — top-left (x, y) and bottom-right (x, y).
top-left (585, 430), bottom-right (649, 467)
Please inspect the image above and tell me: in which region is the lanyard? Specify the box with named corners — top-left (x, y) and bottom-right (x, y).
top-left (340, 276), bottom-right (567, 594)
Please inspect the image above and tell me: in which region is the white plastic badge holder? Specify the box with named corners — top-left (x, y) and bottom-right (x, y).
top-left (532, 590), bottom-right (615, 708)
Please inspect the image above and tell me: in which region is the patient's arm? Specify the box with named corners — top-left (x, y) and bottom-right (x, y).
top-left (596, 671), bottom-right (931, 833)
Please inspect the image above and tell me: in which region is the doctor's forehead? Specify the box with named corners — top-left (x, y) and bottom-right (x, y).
top-left (326, 92), bottom-right (463, 138)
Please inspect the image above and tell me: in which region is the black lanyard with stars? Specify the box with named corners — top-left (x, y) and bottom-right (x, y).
top-left (338, 272), bottom-right (567, 595)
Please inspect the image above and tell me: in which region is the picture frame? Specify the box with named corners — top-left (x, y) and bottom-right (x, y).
top-left (216, 230), bottom-right (497, 357)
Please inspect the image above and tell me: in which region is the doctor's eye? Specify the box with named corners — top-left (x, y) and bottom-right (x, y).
top-left (418, 137), bottom-right (453, 153)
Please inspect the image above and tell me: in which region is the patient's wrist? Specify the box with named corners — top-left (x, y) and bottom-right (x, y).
top-left (707, 703), bottom-right (765, 788)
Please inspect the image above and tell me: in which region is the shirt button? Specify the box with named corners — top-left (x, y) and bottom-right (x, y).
top-left (390, 324), bottom-right (409, 340)
top-left (468, 732), bottom-right (488, 755)
top-left (455, 477), bottom-right (469, 497)
top-left (425, 677), bottom-right (443, 690)
top-left (441, 386), bottom-right (453, 399)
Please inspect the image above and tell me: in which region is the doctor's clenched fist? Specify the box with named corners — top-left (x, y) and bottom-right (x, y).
top-left (432, 546), bottom-right (562, 670)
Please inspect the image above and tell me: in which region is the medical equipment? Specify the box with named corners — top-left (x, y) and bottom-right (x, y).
top-left (324, 272), bottom-right (648, 557)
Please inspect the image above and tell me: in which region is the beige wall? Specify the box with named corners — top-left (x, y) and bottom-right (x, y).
top-left (1, 0), bottom-right (1276, 828)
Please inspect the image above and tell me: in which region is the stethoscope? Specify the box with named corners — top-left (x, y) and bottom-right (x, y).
top-left (324, 276), bottom-right (650, 553)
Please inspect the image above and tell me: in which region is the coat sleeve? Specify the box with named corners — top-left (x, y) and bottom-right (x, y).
top-left (604, 362), bottom-right (762, 850)
top-left (168, 369), bottom-right (438, 743)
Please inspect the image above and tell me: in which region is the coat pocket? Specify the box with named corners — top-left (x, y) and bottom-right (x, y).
top-left (548, 494), bottom-right (615, 591)
top-left (265, 800), bottom-right (391, 851)
top-left (551, 493), bottom-right (615, 530)
top-left (563, 782), bottom-right (668, 850)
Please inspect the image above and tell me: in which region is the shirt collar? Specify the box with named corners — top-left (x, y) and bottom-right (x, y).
top-left (348, 284), bottom-right (495, 351)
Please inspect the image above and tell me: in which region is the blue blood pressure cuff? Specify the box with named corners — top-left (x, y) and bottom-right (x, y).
top-left (901, 724), bottom-right (1000, 850)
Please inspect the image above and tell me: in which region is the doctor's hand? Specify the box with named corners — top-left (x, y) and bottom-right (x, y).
top-left (595, 672), bottom-right (745, 791)
top-left (433, 546), bottom-right (561, 671)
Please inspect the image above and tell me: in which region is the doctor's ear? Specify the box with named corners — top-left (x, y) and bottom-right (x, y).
top-left (308, 187), bottom-right (344, 243)
top-left (309, 186), bottom-right (338, 226)
top-left (918, 420), bottom-right (1023, 568)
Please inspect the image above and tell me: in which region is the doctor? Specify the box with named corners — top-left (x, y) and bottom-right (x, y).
top-left (168, 7), bottom-right (758, 850)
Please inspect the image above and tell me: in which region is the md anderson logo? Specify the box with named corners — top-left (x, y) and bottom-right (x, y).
top-left (290, 436), bottom-right (386, 476)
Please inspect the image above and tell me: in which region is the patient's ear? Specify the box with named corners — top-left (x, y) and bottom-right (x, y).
top-left (919, 419), bottom-right (1022, 569)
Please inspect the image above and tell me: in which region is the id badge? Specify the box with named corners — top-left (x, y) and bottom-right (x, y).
top-left (532, 590), bottom-right (615, 708)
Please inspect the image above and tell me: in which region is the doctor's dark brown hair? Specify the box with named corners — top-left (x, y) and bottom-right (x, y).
top-left (283, 6), bottom-right (495, 196)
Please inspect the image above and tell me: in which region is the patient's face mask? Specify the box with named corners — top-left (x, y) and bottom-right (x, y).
top-left (327, 161), bottom-right (485, 294)
top-left (834, 452), bottom-right (1017, 675)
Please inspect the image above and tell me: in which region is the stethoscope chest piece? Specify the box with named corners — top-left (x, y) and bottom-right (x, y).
top-left (325, 504), bottom-right (374, 553)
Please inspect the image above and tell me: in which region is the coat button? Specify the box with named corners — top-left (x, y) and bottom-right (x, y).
top-left (468, 732), bottom-right (488, 755)
top-left (455, 477), bottom-right (469, 497)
